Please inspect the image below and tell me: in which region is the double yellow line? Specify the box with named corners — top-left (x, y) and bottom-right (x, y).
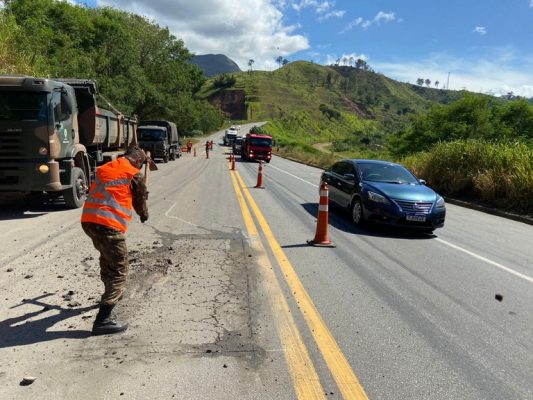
top-left (230, 169), bottom-right (369, 400)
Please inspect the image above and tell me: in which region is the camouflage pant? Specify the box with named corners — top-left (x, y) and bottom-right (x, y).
top-left (82, 222), bottom-right (129, 306)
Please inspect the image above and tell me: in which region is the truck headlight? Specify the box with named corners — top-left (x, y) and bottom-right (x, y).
top-left (38, 146), bottom-right (48, 155)
top-left (38, 164), bottom-right (49, 174)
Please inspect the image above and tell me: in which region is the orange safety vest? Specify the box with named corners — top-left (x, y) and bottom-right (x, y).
top-left (81, 157), bottom-right (140, 233)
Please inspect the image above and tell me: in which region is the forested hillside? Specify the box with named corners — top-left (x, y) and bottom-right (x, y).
top-left (0, 0), bottom-right (223, 133)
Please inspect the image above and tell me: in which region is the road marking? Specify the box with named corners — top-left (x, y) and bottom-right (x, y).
top-left (235, 171), bottom-right (369, 400)
top-left (164, 202), bottom-right (204, 229)
top-left (229, 172), bottom-right (326, 399)
top-left (436, 238), bottom-right (533, 284)
top-left (268, 164), bottom-right (319, 188)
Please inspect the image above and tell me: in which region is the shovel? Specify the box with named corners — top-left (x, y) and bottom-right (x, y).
top-left (143, 150), bottom-right (158, 185)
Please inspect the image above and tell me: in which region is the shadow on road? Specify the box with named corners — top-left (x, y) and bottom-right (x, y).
top-left (301, 202), bottom-right (436, 240)
top-left (0, 294), bottom-right (95, 348)
top-left (0, 194), bottom-right (71, 221)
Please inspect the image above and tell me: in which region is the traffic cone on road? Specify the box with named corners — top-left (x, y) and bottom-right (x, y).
top-left (307, 182), bottom-right (335, 247)
top-left (254, 161), bottom-right (264, 189)
top-left (231, 155), bottom-right (236, 171)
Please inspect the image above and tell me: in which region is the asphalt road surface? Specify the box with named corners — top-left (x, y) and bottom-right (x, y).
top-left (1, 124), bottom-right (532, 399)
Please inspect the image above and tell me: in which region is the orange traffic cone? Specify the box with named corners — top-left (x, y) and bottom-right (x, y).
top-left (231, 154), bottom-right (236, 171)
top-left (254, 161), bottom-right (264, 189)
top-left (307, 182), bottom-right (335, 247)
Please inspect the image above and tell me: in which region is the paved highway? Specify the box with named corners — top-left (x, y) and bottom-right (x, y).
top-left (1, 124), bottom-right (532, 399)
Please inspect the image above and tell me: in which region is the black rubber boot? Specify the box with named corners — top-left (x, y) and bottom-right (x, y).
top-left (92, 304), bottom-right (129, 336)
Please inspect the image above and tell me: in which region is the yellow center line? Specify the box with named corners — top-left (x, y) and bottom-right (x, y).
top-left (229, 171), bottom-right (326, 400)
top-left (234, 170), bottom-right (369, 400)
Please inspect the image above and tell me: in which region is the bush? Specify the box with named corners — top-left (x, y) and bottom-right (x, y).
top-left (402, 140), bottom-right (533, 214)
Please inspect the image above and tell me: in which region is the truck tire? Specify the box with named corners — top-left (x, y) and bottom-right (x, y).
top-left (163, 152), bottom-right (169, 163)
top-left (170, 148), bottom-right (176, 161)
top-left (63, 167), bottom-right (88, 209)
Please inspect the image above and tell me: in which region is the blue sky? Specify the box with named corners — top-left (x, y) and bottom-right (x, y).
top-left (82, 0), bottom-right (532, 96)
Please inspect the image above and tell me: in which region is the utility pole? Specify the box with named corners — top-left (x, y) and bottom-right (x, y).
top-left (446, 72), bottom-right (450, 90)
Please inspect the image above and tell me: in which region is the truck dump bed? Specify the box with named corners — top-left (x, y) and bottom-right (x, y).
top-left (55, 79), bottom-right (137, 149)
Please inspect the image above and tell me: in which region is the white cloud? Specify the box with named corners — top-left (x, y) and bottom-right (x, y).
top-left (325, 52), bottom-right (368, 66)
top-left (318, 10), bottom-right (345, 22)
top-left (340, 11), bottom-right (396, 33)
top-left (97, 0), bottom-right (309, 71)
top-left (372, 51), bottom-right (533, 97)
top-left (473, 26), bottom-right (487, 35)
top-left (291, 0), bottom-right (332, 13)
top-left (530, 0), bottom-right (533, 7)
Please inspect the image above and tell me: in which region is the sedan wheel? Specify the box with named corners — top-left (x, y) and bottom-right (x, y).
top-left (351, 199), bottom-right (364, 226)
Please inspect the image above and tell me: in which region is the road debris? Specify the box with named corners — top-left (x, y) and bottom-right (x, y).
top-left (20, 376), bottom-right (37, 386)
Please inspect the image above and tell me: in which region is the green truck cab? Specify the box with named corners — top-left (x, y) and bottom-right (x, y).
top-left (138, 120), bottom-right (180, 163)
top-left (0, 76), bottom-right (137, 208)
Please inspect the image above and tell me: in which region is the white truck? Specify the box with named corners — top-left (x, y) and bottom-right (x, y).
top-left (223, 126), bottom-right (238, 146)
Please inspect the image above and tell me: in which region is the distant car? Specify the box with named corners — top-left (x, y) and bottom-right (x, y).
top-left (233, 136), bottom-right (244, 153)
top-left (320, 159), bottom-right (446, 232)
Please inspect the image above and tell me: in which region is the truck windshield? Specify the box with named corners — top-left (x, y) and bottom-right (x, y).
top-left (0, 92), bottom-right (48, 121)
top-left (250, 138), bottom-right (272, 147)
top-left (139, 129), bottom-right (166, 141)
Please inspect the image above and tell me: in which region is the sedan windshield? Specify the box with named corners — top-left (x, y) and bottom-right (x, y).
top-left (0, 92), bottom-right (48, 121)
top-left (359, 163), bottom-right (418, 184)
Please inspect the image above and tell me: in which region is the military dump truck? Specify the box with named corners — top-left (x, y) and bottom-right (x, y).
top-left (138, 120), bottom-right (180, 163)
top-left (0, 76), bottom-right (137, 208)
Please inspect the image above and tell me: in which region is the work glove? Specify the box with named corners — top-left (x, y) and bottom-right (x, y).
top-left (140, 213), bottom-right (149, 223)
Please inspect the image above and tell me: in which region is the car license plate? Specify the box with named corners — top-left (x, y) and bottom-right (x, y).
top-left (406, 214), bottom-right (426, 222)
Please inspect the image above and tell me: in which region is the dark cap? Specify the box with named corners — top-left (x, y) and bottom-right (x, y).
top-left (124, 146), bottom-right (147, 169)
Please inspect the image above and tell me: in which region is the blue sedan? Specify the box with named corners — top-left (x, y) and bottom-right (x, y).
top-left (321, 159), bottom-right (446, 232)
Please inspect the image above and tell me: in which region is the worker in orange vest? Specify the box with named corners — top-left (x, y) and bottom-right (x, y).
top-left (205, 140), bottom-right (210, 158)
top-left (186, 140), bottom-right (192, 153)
top-left (81, 146), bottom-right (149, 336)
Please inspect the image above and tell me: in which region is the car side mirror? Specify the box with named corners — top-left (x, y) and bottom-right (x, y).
top-left (418, 179), bottom-right (426, 185)
top-left (344, 173), bottom-right (356, 181)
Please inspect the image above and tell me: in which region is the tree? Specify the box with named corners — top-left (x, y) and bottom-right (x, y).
top-left (425, 79), bottom-right (431, 87)
top-left (435, 80), bottom-right (439, 88)
top-left (248, 58), bottom-right (254, 72)
top-left (349, 56), bottom-right (354, 67)
top-left (282, 58), bottom-right (289, 66)
top-left (416, 78), bottom-right (424, 86)
top-left (276, 55), bottom-right (283, 68)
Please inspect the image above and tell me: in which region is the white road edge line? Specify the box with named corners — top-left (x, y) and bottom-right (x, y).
top-left (165, 201), bottom-right (203, 228)
top-left (436, 238), bottom-right (533, 284)
top-left (268, 164), bottom-right (318, 188)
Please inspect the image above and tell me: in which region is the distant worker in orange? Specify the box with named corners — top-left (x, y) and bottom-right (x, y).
top-left (186, 140), bottom-right (192, 154)
top-left (205, 140), bottom-right (210, 158)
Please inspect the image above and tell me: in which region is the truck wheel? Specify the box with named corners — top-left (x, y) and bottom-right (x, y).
top-left (163, 153), bottom-right (169, 163)
top-left (63, 167), bottom-right (88, 209)
top-left (170, 148), bottom-right (176, 161)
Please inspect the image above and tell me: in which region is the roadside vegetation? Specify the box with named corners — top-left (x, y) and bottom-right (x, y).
top-left (0, 0), bottom-right (223, 134)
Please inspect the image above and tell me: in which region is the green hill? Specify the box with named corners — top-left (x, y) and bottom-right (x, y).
top-left (198, 61), bottom-right (464, 163)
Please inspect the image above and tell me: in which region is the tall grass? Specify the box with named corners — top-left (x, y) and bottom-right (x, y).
top-left (402, 140), bottom-right (533, 214)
